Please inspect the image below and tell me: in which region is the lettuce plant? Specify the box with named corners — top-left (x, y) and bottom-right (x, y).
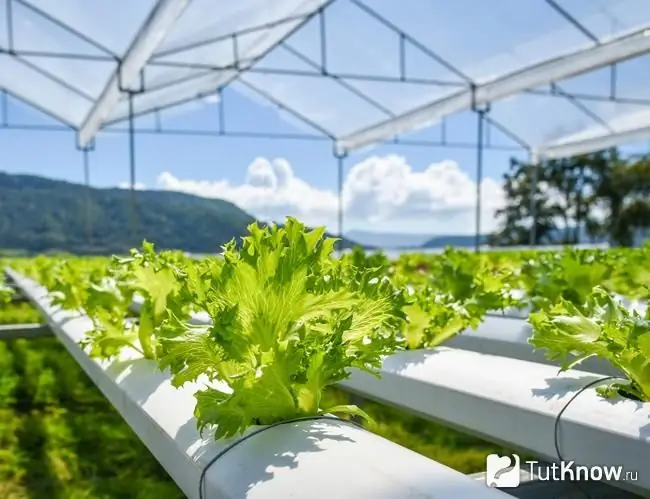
top-left (157, 218), bottom-right (409, 439)
top-left (529, 286), bottom-right (650, 401)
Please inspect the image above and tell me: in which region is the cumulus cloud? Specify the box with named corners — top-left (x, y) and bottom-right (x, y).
top-left (117, 181), bottom-right (146, 190)
top-left (154, 155), bottom-right (507, 234)
top-left (157, 157), bottom-right (338, 226)
top-left (342, 155), bottom-right (505, 223)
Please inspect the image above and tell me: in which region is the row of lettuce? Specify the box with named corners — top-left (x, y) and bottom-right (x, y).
top-left (0, 302), bottom-right (514, 482)
top-left (2, 218), bottom-right (650, 439)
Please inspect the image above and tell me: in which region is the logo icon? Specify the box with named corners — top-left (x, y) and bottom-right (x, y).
top-left (486, 454), bottom-right (520, 488)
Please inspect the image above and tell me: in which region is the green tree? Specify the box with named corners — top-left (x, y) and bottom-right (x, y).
top-left (543, 155), bottom-right (598, 244)
top-left (490, 158), bottom-right (559, 246)
top-left (492, 149), bottom-right (650, 248)
top-left (586, 150), bottom-right (650, 246)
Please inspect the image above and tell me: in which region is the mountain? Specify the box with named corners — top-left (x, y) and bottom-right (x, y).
top-left (420, 234), bottom-right (489, 249)
top-left (345, 230), bottom-right (434, 249)
top-left (420, 228), bottom-right (608, 249)
top-left (346, 230), bottom-right (490, 249)
top-left (420, 227), bottom-right (614, 250)
top-left (0, 172), bottom-right (360, 255)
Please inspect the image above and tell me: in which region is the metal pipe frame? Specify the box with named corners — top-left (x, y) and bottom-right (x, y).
top-left (77, 0), bottom-right (192, 147)
top-left (6, 40), bottom-right (650, 109)
top-left (336, 1), bottom-right (650, 153)
top-left (474, 105), bottom-right (488, 253)
top-left (0, 323), bottom-right (51, 340)
top-left (536, 103), bottom-right (650, 158)
top-left (0, 86), bottom-right (524, 152)
top-left (0, 0), bottom-right (647, 151)
top-left (4, 0), bottom-right (650, 250)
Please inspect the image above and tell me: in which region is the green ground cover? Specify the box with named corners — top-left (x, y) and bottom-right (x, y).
top-left (0, 296), bottom-right (512, 498)
top-left (0, 301), bottom-right (185, 499)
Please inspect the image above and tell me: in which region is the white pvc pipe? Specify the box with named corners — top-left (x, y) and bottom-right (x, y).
top-left (6, 269), bottom-right (509, 499)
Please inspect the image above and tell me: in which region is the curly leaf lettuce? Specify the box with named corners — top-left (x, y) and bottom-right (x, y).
top-left (158, 217), bottom-right (407, 439)
top-left (407, 248), bottom-right (518, 349)
top-left (529, 286), bottom-right (650, 401)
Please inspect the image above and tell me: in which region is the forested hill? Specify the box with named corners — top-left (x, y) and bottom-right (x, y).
top-left (0, 172), bottom-right (359, 255)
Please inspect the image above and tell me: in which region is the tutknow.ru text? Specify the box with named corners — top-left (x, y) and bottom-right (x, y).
top-left (526, 460), bottom-right (638, 482)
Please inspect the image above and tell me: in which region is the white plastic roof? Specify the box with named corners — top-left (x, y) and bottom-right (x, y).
top-left (2, 0), bottom-right (650, 156)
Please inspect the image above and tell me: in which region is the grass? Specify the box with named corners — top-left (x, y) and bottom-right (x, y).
top-left (0, 301), bottom-right (185, 499)
top-left (0, 303), bottom-right (41, 325)
top-left (0, 299), bottom-right (518, 497)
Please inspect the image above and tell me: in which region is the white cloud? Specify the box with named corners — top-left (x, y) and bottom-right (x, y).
top-left (117, 181), bottom-right (146, 190)
top-left (154, 155), bottom-right (506, 234)
top-left (343, 155), bottom-right (504, 223)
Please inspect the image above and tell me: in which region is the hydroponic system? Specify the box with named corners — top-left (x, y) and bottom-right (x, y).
top-left (3, 1), bottom-right (650, 498)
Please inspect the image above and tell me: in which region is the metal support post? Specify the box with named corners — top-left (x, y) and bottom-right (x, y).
top-left (82, 144), bottom-right (93, 247)
top-left (334, 149), bottom-right (348, 249)
top-left (473, 103), bottom-right (489, 253)
top-left (529, 150), bottom-right (540, 246)
top-left (118, 68), bottom-right (145, 245)
top-left (128, 92), bottom-right (138, 244)
top-left (75, 137), bottom-right (96, 249)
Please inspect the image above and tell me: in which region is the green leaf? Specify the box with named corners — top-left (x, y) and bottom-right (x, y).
top-left (325, 404), bottom-right (373, 424)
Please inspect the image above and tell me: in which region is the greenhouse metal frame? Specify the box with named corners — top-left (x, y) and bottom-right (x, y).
top-left (3, 0), bottom-right (650, 249)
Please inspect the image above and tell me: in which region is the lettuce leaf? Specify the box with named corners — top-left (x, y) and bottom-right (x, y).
top-left (157, 218), bottom-right (408, 439)
top-left (529, 286), bottom-right (650, 401)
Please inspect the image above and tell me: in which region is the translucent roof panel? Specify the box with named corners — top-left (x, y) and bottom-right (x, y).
top-left (141, 65), bottom-right (214, 95)
top-left (0, 53), bottom-right (93, 125)
top-left (201, 1), bottom-right (474, 137)
top-left (332, 0), bottom-right (650, 152)
top-left (608, 52), bottom-right (650, 101)
top-left (0, 0), bottom-right (121, 100)
top-left (489, 89), bottom-right (648, 146)
top-left (21, 0), bottom-right (157, 56)
top-left (239, 70), bottom-right (390, 136)
top-left (284, 0), bottom-right (468, 85)
top-left (105, 0), bottom-right (330, 126)
top-left (239, 43), bottom-right (465, 136)
top-left (0, 0), bottom-right (156, 128)
top-left (353, 0), bottom-right (650, 83)
top-left (528, 49), bottom-right (650, 157)
top-left (536, 105), bottom-right (650, 158)
top-left (554, 0), bottom-right (650, 42)
top-left (106, 71), bottom-right (237, 126)
top-left (546, 107), bottom-right (650, 145)
top-left (141, 0), bottom-right (329, 95)
top-left (154, 0), bottom-right (327, 56)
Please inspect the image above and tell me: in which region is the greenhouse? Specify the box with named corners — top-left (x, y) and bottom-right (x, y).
top-left (1, 1), bottom-right (650, 498)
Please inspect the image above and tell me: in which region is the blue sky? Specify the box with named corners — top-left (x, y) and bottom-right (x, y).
top-left (0, 87), bottom-right (525, 235)
top-left (2, 0), bottom-right (650, 235)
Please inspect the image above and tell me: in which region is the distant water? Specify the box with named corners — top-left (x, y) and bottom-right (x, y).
top-left (340, 242), bottom-right (610, 259)
top-left (187, 243), bottom-right (610, 261)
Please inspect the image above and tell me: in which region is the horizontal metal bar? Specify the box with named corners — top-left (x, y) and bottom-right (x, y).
top-left (338, 26), bottom-right (650, 152)
top-left (0, 323), bottom-right (51, 340)
top-left (537, 113), bottom-right (650, 159)
top-left (77, 0), bottom-right (193, 147)
top-left (10, 293), bottom-right (26, 303)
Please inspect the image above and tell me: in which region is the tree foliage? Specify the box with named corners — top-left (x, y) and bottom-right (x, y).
top-left (490, 149), bottom-right (650, 247)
